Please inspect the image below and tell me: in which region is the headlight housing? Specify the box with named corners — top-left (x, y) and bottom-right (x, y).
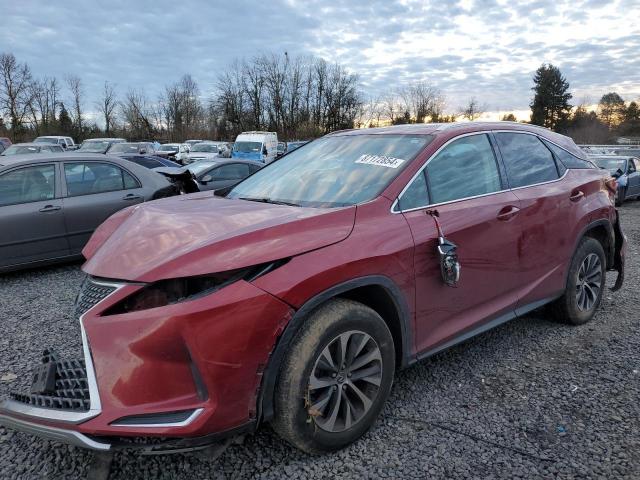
top-left (104, 261), bottom-right (287, 315)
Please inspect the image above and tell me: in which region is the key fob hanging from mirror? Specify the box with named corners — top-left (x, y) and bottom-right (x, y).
top-left (426, 210), bottom-right (461, 287)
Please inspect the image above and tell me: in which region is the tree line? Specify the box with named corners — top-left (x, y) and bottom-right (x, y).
top-left (529, 63), bottom-right (640, 143)
top-left (0, 52), bottom-right (363, 143)
top-left (1, 51), bottom-right (638, 145)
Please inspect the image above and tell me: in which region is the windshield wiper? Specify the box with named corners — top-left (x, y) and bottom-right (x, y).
top-left (238, 196), bottom-right (301, 207)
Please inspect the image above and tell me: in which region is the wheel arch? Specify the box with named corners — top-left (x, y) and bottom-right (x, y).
top-left (579, 219), bottom-right (615, 269)
top-left (257, 275), bottom-right (412, 423)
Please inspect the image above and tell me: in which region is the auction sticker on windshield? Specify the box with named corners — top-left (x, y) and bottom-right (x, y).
top-left (355, 154), bottom-right (405, 168)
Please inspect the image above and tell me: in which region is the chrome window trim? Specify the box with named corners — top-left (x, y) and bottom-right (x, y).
top-left (391, 129), bottom-right (569, 214)
top-left (2, 279), bottom-right (127, 424)
top-left (541, 137), bottom-right (598, 168)
top-left (110, 408), bottom-right (204, 428)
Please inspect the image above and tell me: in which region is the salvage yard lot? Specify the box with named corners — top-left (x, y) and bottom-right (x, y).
top-left (0, 206), bottom-right (639, 479)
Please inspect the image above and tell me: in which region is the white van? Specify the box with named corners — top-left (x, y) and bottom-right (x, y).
top-left (232, 131), bottom-right (278, 163)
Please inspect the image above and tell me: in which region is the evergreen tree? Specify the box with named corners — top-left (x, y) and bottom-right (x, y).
top-left (529, 64), bottom-right (572, 131)
top-left (58, 103), bottom-right (73, 135)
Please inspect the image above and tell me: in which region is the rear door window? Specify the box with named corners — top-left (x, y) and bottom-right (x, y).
top-left (425, 134), bottom-right (502, 204)
top-left (64, 162), bottom-right (140, 196)
top-left (495, 133), bottom-right (560, 188)
top-left (542, 140), bottom-right (595, 169)
top-left (0, 164), bottom-right (56, 206)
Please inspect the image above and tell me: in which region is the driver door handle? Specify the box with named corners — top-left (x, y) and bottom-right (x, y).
top-left (497, 205), bottom-right (520, 221)
top-left (122, 193), bottom-right (142, 201)
top-left (39, 205), bottom-right (61, 213)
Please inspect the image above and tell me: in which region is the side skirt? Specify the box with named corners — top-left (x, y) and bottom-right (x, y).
top-left (413, 294), bottom-right (561, 363)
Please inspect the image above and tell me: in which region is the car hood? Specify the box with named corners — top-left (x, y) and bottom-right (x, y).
top-left (82, 193), bottom-right (356, 282)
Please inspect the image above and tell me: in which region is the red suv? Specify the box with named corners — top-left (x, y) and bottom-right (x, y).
top-left (0, 122), bottom-right (625, 454)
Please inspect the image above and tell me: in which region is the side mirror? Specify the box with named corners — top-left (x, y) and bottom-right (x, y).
top-left (201, 174), bottom-right (212, 183)
top-left (613, 168), bottom-right (624, 179)
top-left (140, 149), bottom-right (147, 154)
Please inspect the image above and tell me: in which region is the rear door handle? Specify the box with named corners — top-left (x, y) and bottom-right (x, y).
top-left (570, 190), bottom-right (584, 202)
top-left (122, 194), bottom-right (142, 201)
top-left (39, 205), bottom-right (61, 213)
top-left (497, 205), bottom-right (520, 221)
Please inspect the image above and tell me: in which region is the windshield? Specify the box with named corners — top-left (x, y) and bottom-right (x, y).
top-left (33, 137), bottom-right (56, 144)
top-left (228, 134), bottom-right (433, 208)
top-left (233, 141), bottom-right (261, 153)
top-left (593, 157), bottom-right (627, 174)
top-left (288, 141), bottom-right (307, 151)
top-left (188, 160), bottom-right (219, 175)
top-left (191, 143), bottom-right (218, 153)
top-left (108, 143), bottom-right (141, 154)
top-left (159, 145), bottom-right (178, 151)
top-left (79, 141), bottom-right (110, 152)
top-left (2, 145), bottom-right (41, 155)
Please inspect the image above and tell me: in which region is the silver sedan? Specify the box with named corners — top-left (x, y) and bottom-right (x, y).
top-left (0, 153), bottom-right (180, 273)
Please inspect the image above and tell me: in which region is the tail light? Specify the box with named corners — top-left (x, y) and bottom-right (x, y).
top-left (604, 177), bottom-right (618, 199)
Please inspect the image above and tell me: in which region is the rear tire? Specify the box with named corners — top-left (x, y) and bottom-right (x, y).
top-left (550, 237), bottom-right (606, 325)
top-left (272, 299), bottom-right (395, 453)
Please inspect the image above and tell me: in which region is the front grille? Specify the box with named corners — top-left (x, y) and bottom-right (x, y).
top-left (74, 277), bottom-right (117, 318)
top-left (11, 350), bottom-right (90, 412)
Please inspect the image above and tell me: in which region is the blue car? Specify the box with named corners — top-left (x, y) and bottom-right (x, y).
top-left (115, 154), bottom-right (182, 170)
top-left (592, 155), bottom-right (640, 205)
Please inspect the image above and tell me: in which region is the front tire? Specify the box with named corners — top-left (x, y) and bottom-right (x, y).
top-left (550, 237), bottom-right (606, 325)
top-left (272, 299), bottom-right (395, 453)
top-left (615, 186), bottom-right (626, 206)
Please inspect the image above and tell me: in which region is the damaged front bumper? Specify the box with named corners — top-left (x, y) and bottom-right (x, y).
top-left (0, 276), bottom-right (294, 452)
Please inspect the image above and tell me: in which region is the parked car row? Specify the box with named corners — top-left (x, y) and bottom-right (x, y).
top-left (1, 135), bottom-right (313, 170)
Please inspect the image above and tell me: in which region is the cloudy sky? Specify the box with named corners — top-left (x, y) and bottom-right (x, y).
top-left (2, 0), bottom-right (640, 120)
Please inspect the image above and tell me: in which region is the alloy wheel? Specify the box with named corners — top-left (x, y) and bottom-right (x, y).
top-left (575, 253), bottom-right (602, 312)
top-left (307, 330), bottom-right (383, 433)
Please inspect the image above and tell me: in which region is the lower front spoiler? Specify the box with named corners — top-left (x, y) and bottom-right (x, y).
top-left (0, 410), bottom-right (257, 454)
top-left (0, 413), bottom-right (111, 451)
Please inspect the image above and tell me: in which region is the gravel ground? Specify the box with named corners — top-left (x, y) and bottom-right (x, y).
top-left (1, 204), bottom-right (639, 480)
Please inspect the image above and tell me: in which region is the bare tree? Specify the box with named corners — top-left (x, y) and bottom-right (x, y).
top-left (0, 53), bottom-right (34, 138)
top-left (66, 74), bottom-right (84, 135)
top-left (159, 74), bottom-right (204, 141)
top-left (459, 97), bottom-right (486, 121)
top-left (97, 81), bottom-right (118, 135)
top-left (120, 89), bottom-right (155, 139)
top-left (215, 60), bottom-right (247, 136)
top-left (356, 94), bottom-right (384, 128)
